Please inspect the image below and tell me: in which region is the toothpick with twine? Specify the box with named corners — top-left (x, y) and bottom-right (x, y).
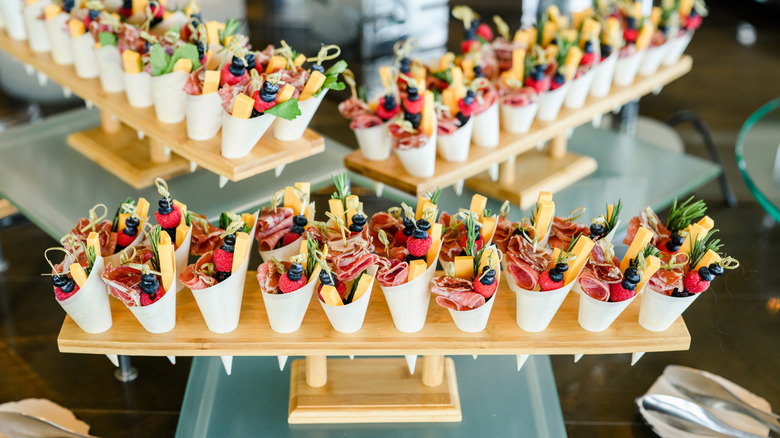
top-left (43, 247), bottom-right (74, 276)
top-left (307, 44), bottom-right (341, 67)
top-left (80, 204), bottom-right (108, 233)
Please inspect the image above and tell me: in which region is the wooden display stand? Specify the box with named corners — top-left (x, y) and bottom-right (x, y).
top-left (345, 56), bottom-right (692, 209)
top-left (58, 272), bottom-right (690, 424)
top-left (0, 31), bottom-right (325, 189)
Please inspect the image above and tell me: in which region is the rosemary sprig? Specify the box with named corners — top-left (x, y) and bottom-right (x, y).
top-left (330, 172), bottom-right (351, 207)
top-left (604, 199), bottom-right (623, 235)
top-left (665, 196), bottom-right (707, 232)
top-left (557, 234), bottom-right (580, 264)
top-left (305, 235), bottom-right (319, 277)
top-left (689, 229), bottom-right (723, 269)
top-left (111, 197), bottom-right (134, 232)
top-left (145, 225), bottom-right (162, 272)
top-left (426, 187), bottom-right (442, 205)
top-left (464, 213), bottom-right (478, 257)
top-left (641, 243), bottom-right (662, 259)
top-left (84, 244), bottom-right (97, 276)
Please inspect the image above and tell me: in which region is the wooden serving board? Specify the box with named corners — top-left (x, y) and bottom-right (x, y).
top-left (0, 31), bottom-right (325, 183)
top-left (344, 56), bottom-right (693, 200)
top-left (58, 272), bottom-right (690, 357)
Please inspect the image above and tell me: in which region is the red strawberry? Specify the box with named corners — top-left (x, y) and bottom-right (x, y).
top-left (539, 271), bottom-right (564, 291)
top-left (213, 248), bottom-right (234, 272)
top-left (685, 14), bottom-right (702, 30)
top-left (683, 271), bottom-right (709, 294)
top-left (252, 90), bottom-right (277, 112)
top-left (609, 281), bottom-right (637, 302)
top-left (581, 51), bottom-right (596, 66)
top-left (117, 230), bottom-right (136, 247)
top-left (458, 97), bottom-right (479, 118)
top-left (140, 286), bottom-right (165, 306)
top-left (282, 232), bottom-right (301, 247)
top-left (54, 284), bottom-right (80, 301)
top-left (476, 23), bottom-right (493, 41)
top-left (280, 274), bottom-right (307, 293)
top-left (376, 96), bottom-right (401, 121)
top-left (155, 204), bottom-right (182, 229)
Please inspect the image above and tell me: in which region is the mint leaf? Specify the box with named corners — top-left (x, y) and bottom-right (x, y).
top-left (149, 44), bottom-right (170, 76)
top-left (219, 19), bottom-right (241, 45)
top-left (324, 59), bottom-right (347, 76)
top-left (315, 75), bottom-right (345, 96)
top-left (265, 99), bottom-right (301, 121)
top-left (165, 43), bottom-right (201, 75)
top-left (98, 32), bottom-right (117, 47)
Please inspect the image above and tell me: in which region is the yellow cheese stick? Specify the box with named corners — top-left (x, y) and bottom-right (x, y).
top-left (300, 70), bottom-right (326, 101)
top-left (550, 248), bottom-right (562, 268)
top-left (44, 4), bottom-right (61, 19)
top-left (328, 198), bottom-right (345, 221)
top-left (379, 66), bottom-right (393, 88)
top-left (86, 232), bottom-right (101, 258)
top-left (697, 216), bottom-right (714, 231)
top-left (345, 194), bottom-right (359, 226)
top-left (637, 255), bottom-right (661, 291)
top-left (293, 53), bottom-right (306, 67)
top-left (580, 18), bottom-right (601, 47)
top-left (205, 50), bottom-right (221, 70)
top-left (412, 65), bottom-right (427, 91)
top-left (631, 2), bottom-right (642, 19)
top-left (620, 227), bottom-right (653, 272)
top-left (202, 70), bottom-right (220, 95)
top-left (541, 21), bottom-right (557, 47)
top-left (420, 90), bottom-right (435, 137)
top-left (533, 201), bottom-right (555, 241)
top-left (650, 7), bottom-right (662, 26)
top-left (461, 58), bottom-right (475, 81)
top-left (321, 285), bottom-right (343, 306)
top-left (537, 191), bottom-right (552, 203)
top-left (636, 23), bottom-right (655, 51)
top-left (482, 216), bottom-right (496, 243)
top-left (564, 46), bottom-right (582, 80)
top-left (158, 241), bottom-right (175, 291)
top-left (159, 229), bottom-right (172, 245)
top-left (352, 273), bottom-right (373, 301)
top-left (442, 87), bottom-right (458, 117)
top-left (205, 21), bottom-right (222, 45)
top-left (277, 84), bottom-right (295, 103)
top-left (604, 17), bottom-right (620, 46)
top-left (176, 224), bottom-right (189, 248)
top-left (450, 66), bottom-right (465, 100)
top-left (563, 236), bottom-right (595, 284)
top-left (172, 200), bottom-right (187, 218)
top-left (69, 263), bottom-right (88, 287)
top-left (137, 198), bottom-right (150, 223)
top-left (679, 0), bottom-right (693, 16)
top-left (680, 224), bottom-right (706, 255)
top-left (454, 256), bottom-right (474, 280)
top-left (231, 232), bottom-right (251, 273)
top-left (510, 49), bottom-right (525, 81)
top-left (606, 204), bottom-right (615, 223)
top-left (118, 213), bottom-right (129, 232)
top-left (232, 93), bottom-right (254, 119)
top-left (478, 247), bottom-right (500, 272)
top-left (408, 259), bottom-right (428, 282)
top-left (284, 186), bottom-right (305, 216)
top-left (439, 52), bottom-right (454, 71)
top-left (122, 50), bottom-right (142, 74)
top-left (266, 55), bottom-right (286, 73)
top-left (547, 5), bottom-right (562, 24)
top-left (427, 223), bottom-right (443, 266)
top-left (241, 213), bottom-right (255, 229)
top-left (68, 19), bottom-right (85, 37)
top-left (694, 249), bottom-right (721, 271)
top-left (470, 194), bottom-right (487, 220)
top-left (132, 0), bottom-right (147, 16)
top-left (173, 58), bottom-right (193, 73)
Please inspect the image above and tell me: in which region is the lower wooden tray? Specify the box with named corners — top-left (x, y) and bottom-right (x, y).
top-left (288, 357), bottom-right (461, 424)
top-left (466, 151), bottom-right (598, 210)
top-left (57, 272), bottom-right (690, 357)
top-left (67, 124), bottom-right (190, 189)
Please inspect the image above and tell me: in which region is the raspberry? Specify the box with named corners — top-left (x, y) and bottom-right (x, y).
top-left (220, 62), bottom-right (247, 86)
top-left (280, 274), bottom-right (307, 293)
top-left (394, 229), bottom-right (409, 247)
top-left (473, 278), bottom-right (497, 299)
top-left (683, 271), bottom-right (710, 294)
top-left (213, 248), bottom-right (234, 273)
top-left (317, 281), bottom-right (346, 298)
top-left (252, 90), bottom-right (276, 112)
top-left (140, 286), bottom-right (165, 306)
top-left (54, 284), bottom-right (80, 301)
top-left (461, 40), bottom-right (479, 53)
top-left (609, 282), bottom-right (637, 302)
top-left (476, 23), bottom-right (493, 41)
top-left (282, 232), bottom-right (301, 247)
top-left (407, 234), bottom-right (432, 257)
top-left (539, 271), bottom-right (564, 291)
top-left (155, 204), bottom-right (182, 229)
top-left (459, 234), bottom-right (484, 253)
top-left (117, 231), bottom-right (136, 247)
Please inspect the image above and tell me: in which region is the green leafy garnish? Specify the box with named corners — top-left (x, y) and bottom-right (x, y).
top-left (689, 229), bottom-right (723, 269)
top-left (264, 98), bottom-right (301, 121)
top-left (324, 60), bottom-right (348, 76)
top-left (144, 225), bottom-right (163, 272)
top-left (314, 60), bottom-right (348, 97)
top-left (98, 32), bottom-right (117, 47)
top-left (426, 187), bottom-right (442, 205)
top-left (304, 235), bottom-right (318, 277)
top-left (431, 69), bottom-right (452, 84)
top-left (665, 196), bottom-right (707, 233)
top-left (111, 197), bottom-right (134, 232)
top-left (219, 19), bottom-right (241, 45)
top-left (84, 244), bottom-right (97, 276)
top-left (603, 200), bottom-right (623, 235)
top-left (330, 173), bottom-right (351, 205)
top-left (149, 43), bottom-right (201, 76)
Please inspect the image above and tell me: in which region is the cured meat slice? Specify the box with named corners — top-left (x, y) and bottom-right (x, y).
top-left (102, 264), bottom-right (142, 307)
top-left (256, 207), bottom-right (294, 251)
top-left (506, 235), bottom-right (552, 272)
top-left (431, 276), bottom-right (485, 310)
top-left (548, 216), bottom-right (590, 250)
top-left (388, 123), bottom-right (430, 150)
top-left (350, 115), bottom-right (383, 130)
top-left (376, 258), bottom-right (408, 287)
top-left (68, 218), bottom-right (116, 257)
top-left (190, 214), bottom-right (223, 255)
top-left (474, 86), bottom-right (499, 115)
top-left (368, 212), bottom-right (403, 252)
top-left (327, 229), bottom-right (378, 282)
top-left (257, 259), bottom-right (289, 294)
top-left (183, 66), bottom-right (205, 95)
top-left (507, 257), bottom-right (539, 290)
top-left (624, 207), bottom-right (670, 246)
top-left (493, 216), bottom-right (515, 254)
top-left (389, 246), bottom-right (409, 262)
top-left (578, 269), bottom-right (610, 301)
top-left (338, 97), bottom-right (374, 120)
top-left (180, 252), bottom-right (218, 290)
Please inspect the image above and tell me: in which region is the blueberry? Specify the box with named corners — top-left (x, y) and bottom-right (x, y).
top-left (403, 226), bottom-right (414, 236)
top-left (125, 216), bottom-right (140, 229)
top-left (456, 113), bottom-right (470, 126)
top-left (245, 52), bottom-right (256, 67)
top-left (473, 65), bottom-right (483, 78)
top-left (601, 44), bottom-right (613, 57)
top-left (157, 198), bottom-right (173, 214)
top-left (287, 263), bottom-right (304, 281)
top-left (402, 217), bottom-right (414, 228)
top-left (671, 288), bottom-right (690, 298)
top-left (348, 223), bottom-right (363, 233)
top-left (352, 215), bottom-right (367, 227)
top-left (589, 223), bottom-right (604, 236)
top-left (52, 274), bottom-right (68, 288)
top-left (626, 16), bottom-right (636, 28)
top-left (310, 64), bottom-right (325, 74)
top-left (416, 219), bottom-right (430, 232)
top-left (555, 262), bottom-right (568, 273)
top-left (473, 224), bottom-right (481, 234)
top-left (671, 232), bottom-right (685, 246)
top-left (621, 279), bottom-right (637, 291)
top-left (215, 271), bottom-right (231, 282)
top-left (319, 270), bottom-right (335, 285)
top-left (399, 58), bottom-right (411, 74)
top-left (480, 271), bottom-right (496, 286)
top-left (293, 215), bottom-right (308, 226)
top-left (223, 234), bottom-right (236, 246)
top-left (228, 57), bottom-right (246, 77)
top-left (140, 273), bottom-right (159, 295)
top-left (59, 278), bottom-right (75, 293)
top-left (251, 109), bottom-right (263, 118)
top-left (383, 94), bottom-right (397, 110)
top-left (512, 227), bottom-right (523, 236)
top-left (404, 111), bottom-right (422, 128)
top-left (482, 266), bottom-right (495, 276)
top-left (709, 263), bottom-right (724, 276)
top-left (262, 81), bottom-right (279, 95)
top-left (665, 240), bottom-right (680, 252)
top-left (549, 269), bottom-right (564, 283)
top-left (583, 40), bottom-right (594, 53)
top-left (698, 266), bottom-right (715, 282)
top-left (624, 267), bottom-right (640, 284)
top-left (411, 229), bottom-right (427, 240)
top-left (290, 225), bottom-right (305, 235)
top-left (406, 87), bottom-right (419, 100)
top-left (89, 9), bottom-right (99, 20)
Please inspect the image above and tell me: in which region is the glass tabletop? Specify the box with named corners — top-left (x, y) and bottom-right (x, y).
top-left (736, 97), bottom-right (780, 221)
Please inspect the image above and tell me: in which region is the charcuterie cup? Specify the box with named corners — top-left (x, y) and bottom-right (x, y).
top-left (663, 31), bottom-right (693, 66)
top-left (261, 266), bottom-right (319, 334)
top-left (638, 42), bottom-right (670, 76)
top-left (95, 46), bottom-right (125, 93)
top-left (124, 72), bottom-right (153, 108)
top-left (472, 102), bottom-right (499, 147)
top-left (320, 275), bottom-right (375, 334)
top-left (590, 52), bottom-right (618, 98)
top-left (613, 50), bottom-right (646, 86)
top-left (638, 288), bottom-right (700, 332)
top-left (23, 1), bottom-right (50, 52)
top-left (45, 12), bottom-right (73, 65)
top-left (564, 69), bottom-right (595, 109)
top-left (354, 122), bottom-right (392, 161)
top-left (1, 0), bottom-right (27, 40)
top-left (394, 131), bottom-right (437, 178)
top-left (71, 32), bottom-right (99, 79)
top-left (258, 235), bottom-right (303, 263)
top-left (185, 92), bottom-right (223, 141)
top-left (537, 81), bottom-right (571, 121)
top-left (447, 271), bottom-right (501, 333)
top-left (437, 118), bottom-right (473, 162)
top-left (152, 71), bottom-right (188, 124)
top-left (57, 256), bottom-right (113, 334)
top-left (578, 292), bottom-right (636, 332)
top-left (509, 278), bottom-right (574, 332)
top-left (221, 111), bottom-right (276, 158)
top-left (499, 101), bottom-right (538, 134)
top-left (273, 90), bottom-right (327, 141)
top-left (128, 279), bottom-right (176, 334)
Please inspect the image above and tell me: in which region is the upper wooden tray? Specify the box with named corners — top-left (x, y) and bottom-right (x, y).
top-left (0, 31), bottom-right (325, 182)
top-left (344, 56), bottom-right (693, 197)
top-left (58, 272), bottom-right (690, 357)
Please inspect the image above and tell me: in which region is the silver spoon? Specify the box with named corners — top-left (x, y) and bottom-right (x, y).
top-left (638, 394), bottom-right (766, 438)
top-left (664, 365), bottom-right (780, 434)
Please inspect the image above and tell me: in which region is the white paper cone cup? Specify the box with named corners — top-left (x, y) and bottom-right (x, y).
top-left (578, 292), bottom-right (636, 332)
top-left (258, 235), bottom-right (302, 263)
top-left (58, 256), bottom-right (112, 333)
top-left (436, 117), bottom-right (473, 162)
top-left (273, 90), bottom-right (327, 141)
top-left (45, 13), bottom-right (73, 65)
top-left (354, 122), bottom-right (391, 161)
top-left (638, 288), bottom-right (700, 332)
top-left (499, 101), bottom-right (538, 134)
top-left (221, 111), bottom-right (276, 158)
top-left (590, 52), bottom-right (618, 98)
top-left (128, 281), bottom-right (176, 333)
top-left (186, 92), bottom-right (223, 141)
top-left (95, 45), bottom-right (124, 93)
top-left (124, 72), bottom-right (153, 108)
top-left (103, 232), bottom-right (145, 267)
top-left (537, 82), bottom-right (571, 121)
top-left (320, 276), bottom-right (375, 334)
top-left (23, 2), bottom-right (50, 52)
top-left (394, 131), bottom-right (437, 178)
top-left (471, 102), bottom-right (499, 147)
top-left (663, 31), bottom-right (693, 66)
top-left (261, 275), bottom-right (316, 334)
top-left (380, 243), bottom-right (442, 333)
top-left (71, 33), bottom-right (99, 79)
top-left (174, 225), bottom-right (194, 292)
top-left (614, 50), bottom-right (646, 86)
top-left (564, 69), bottom-right (596, 109)
top-left (1, 0), bottom-right (26, 40)
top-left (447, 271), bottom-right (500, 333)
top-left (190, 212), bottom-right (258, 334)
top-left (638, 42), bottom-right (670, 76)
top-left (152, 71), bottom-right (188, 124)
top-left (509, 278), bottom-right (574, 332)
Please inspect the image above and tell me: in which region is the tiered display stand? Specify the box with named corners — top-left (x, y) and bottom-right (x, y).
top-left (345, 56), bottom-right (692, 209)
top-left (58, 272), bottom-right (690, 424)
top-left (0, 31), bottom-right (325, 189)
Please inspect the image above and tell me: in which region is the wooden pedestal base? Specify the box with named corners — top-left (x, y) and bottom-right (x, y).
top-left (288, 357), bottom-right (461, 424)
top-left (467, 151), bottom-right (598, 210)
top-left (67, 124), bottom-right (190, 189)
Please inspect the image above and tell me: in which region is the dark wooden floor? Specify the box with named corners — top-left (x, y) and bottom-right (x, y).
top-left (1, 1), bottom-right (779, 436)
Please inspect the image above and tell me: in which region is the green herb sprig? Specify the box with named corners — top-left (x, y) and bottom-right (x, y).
top-left (330, 173), bottom-right (351, 207)
top-left (665, 196), bottom-right (707, 233)
top-left (604, 199), bottom-right (623, 235)
top-left (144, 225), bottom-right (163, 272)
top-left (689, 229), bottom-right (723, 269)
